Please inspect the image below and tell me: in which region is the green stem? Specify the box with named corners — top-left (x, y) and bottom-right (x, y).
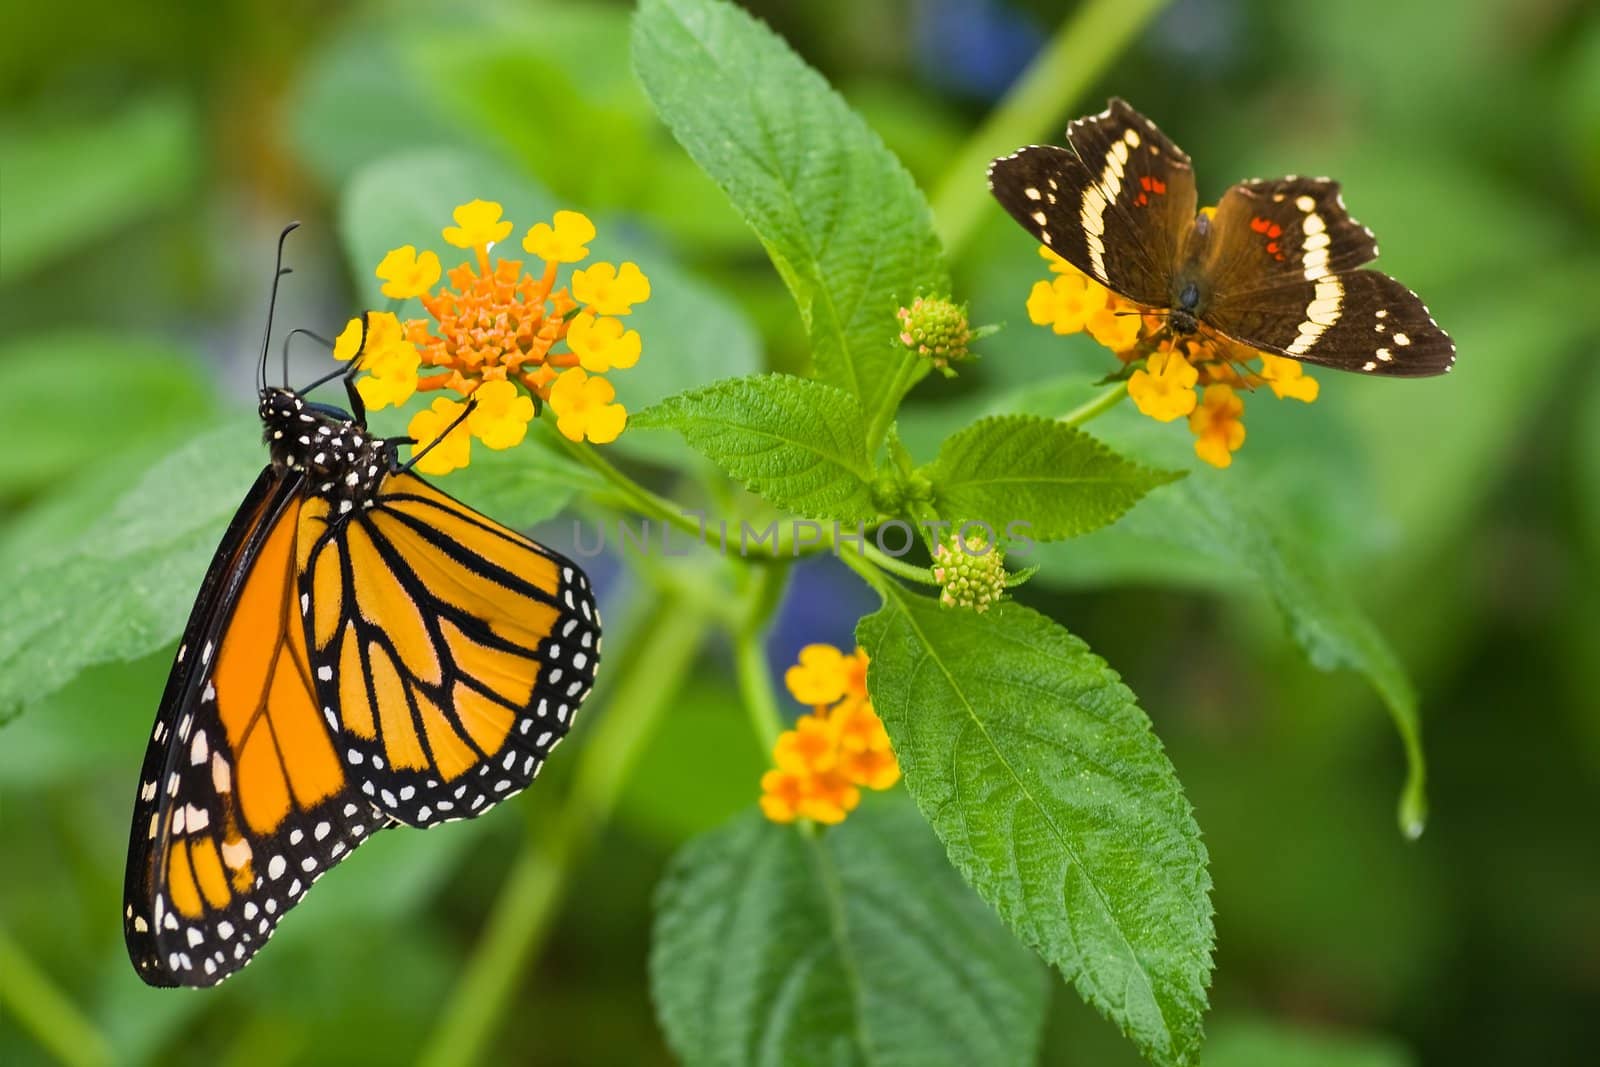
top-left (929, 0), bottom-right (1175, 256)
top-left (733, 567), bottom-right (789, 753)
top-left (0, 925), bottom-right (112, 1067)
top-left (1059, 381), bottom-right (1129, 427)
top-left (550, 430), bottom-right (835, 561)
top-left (837, 544), bottom-right (894, 597)
top-left (860, 542), bottom-right (939, 585)
top-left (418, 599), bottom-right (710, 1067)
top-left (554, 431), bottom-right (707, 544)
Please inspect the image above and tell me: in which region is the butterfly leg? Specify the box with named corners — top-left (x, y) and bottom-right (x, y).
top-left (396, 397), bottom-right (478, 474)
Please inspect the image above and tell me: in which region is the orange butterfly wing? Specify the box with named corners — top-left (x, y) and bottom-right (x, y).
top-left (124, 472), bottom-right (389, 987)
top-left (298, 471), bottom-right (600, 827)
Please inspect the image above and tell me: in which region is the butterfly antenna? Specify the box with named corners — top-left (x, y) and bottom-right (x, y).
top-left (281, 328), bottom-right (338, 393)
top-left (258, 222), bottom-right (301, 392)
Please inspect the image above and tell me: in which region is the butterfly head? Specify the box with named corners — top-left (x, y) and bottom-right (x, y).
top-left (1170, 280), bottom-right (1203, 335)
top-left (259, 387), bottom-right (393, 506)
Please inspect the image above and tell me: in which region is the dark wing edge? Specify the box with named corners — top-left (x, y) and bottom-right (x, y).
top-left (124, 468), bottom-right (286, 983)
top-left (1206, 268), bottom-right (1456, 377)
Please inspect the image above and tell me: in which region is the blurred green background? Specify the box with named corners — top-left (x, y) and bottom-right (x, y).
top-left (2, 0), bottom-right (1597, 1064)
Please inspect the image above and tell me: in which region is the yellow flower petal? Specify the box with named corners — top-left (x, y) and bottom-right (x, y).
top-left (1025, 272), bottom-right (1106, 336)
top-left (522, 210), bottom-right (596, 264)
top-left (407, 397), bottom-right (473, 475)
top-left (1085, 302), bottom-right (1143, 351)
top-left (773, 716), bottom-right (839, 774)
top-left (333, 317), bottom-right (364, 362)
top-left (1128, 348), bottom-right (1199, 422)
top-left (759, 769), bottom-right (805, 823)
top-left (1188, 383), bottom-right (1247, 468)
top-left (1257, 352), bottom-right (1320, 403)
top-left (375, 245), bottom-right (443, 300)
top-left (548, 367), bottom-right (626, 444)
top-left (784, 644), bottom-right (849, 705)
top-left (571, 261), bottom-right (650, 315)
top-left (466, 379), bottom-right (536, 450)
top-left (442, 199), bottom-right (514, 250)
top-left (566, 311), bottom-right (641, 373)
top-left (356, 364), bottom-right (418, 410)
top-left (1038, 244), bottom-right (1075, 274)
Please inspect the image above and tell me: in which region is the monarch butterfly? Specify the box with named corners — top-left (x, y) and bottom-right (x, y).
top-left (124, 226), bottom-right (600, 987)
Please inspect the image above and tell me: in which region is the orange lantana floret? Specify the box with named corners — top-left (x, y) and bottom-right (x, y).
top-left (760, 645), bottom-right (898, 826)
top-left (347, 201), bottom-right (652, 471)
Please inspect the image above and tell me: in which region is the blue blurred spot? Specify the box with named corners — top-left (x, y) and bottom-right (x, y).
top-left (765, 555), bottom-right (880, 720)
top-left (913, 0), bottom-right (1046, 102)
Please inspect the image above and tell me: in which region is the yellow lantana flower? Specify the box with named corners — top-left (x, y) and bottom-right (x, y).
top-left (1023, 241), bottom-right (1325, 467)
top-left (571, 261), bottom-right (651, 316)
top-left (1084, 301), bottom-right (1144, 351)
top-left (1257, 352), bottom-right (1320, 402)
top-left (760, 645), bottom-right (897, 826)
top-left (831, 700), bottom-right (900, 790)
top-left (355, 341), bottom-right (422, 411)
top-left (758, 768), bottom-right (860, 825)
top-left (547, 367), bottom-right (626, 444)
top-left (1129, 347), bottom-right (1200, 422)
top-left (466, 379), bottom-right (536, 450)
top-left (1039, 244), bottom-right (1075, 273)
top-left (342, 198), bottom-right (651, 469)
top-left (566, 311), bottom-right (641, 373)
top-left (442, 199), bottom-right (514, 250)
top-left (1189, 384), bottom-right (1247, 468)
top-left (407, 397), bottom-right (473, 475)
top-left (773, 715), bottom-right (839, 774)
top-left (333, 317), bottom-right (364, 362)
top-left (522, 210), bottom-right (596, 264)
top-left (1026, 272), bottom-right (1107, 335)
top-left (375, 245), bottom-right (442, 299)
top-left (784, 644), bottom-right (854, 705)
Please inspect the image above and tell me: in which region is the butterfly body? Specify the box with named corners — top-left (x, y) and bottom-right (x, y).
top-left (126, 378), bottom-right (599, 987)
top-left (258, 388), bottom-right (392, 506)
top-left (989, 99), bottom-right (1454, 376)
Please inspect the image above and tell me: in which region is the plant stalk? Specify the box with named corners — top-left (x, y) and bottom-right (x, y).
top-left (418, 599), bottom-right (710, 1067)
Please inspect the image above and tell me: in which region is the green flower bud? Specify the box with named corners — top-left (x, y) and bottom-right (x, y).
top-left (896, 296), bottom-right (972, 376)
top-left (931, 527), bottom-right (1006, 613)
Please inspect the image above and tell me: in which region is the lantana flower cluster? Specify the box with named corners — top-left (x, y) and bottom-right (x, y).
top-left (336, 199), bottom-right (651, 474)
top-left (759, 645), bottom-right (900, 826)
top-left (1026, 245), bottom-right (1318, 468)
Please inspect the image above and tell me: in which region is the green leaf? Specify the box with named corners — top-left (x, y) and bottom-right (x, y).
top-left (633, 374), bottom-right (878, 522)
top-left (858, 593), bottom-right (1214, 1067)
top-left (925, 415), bottom-right (1181, 542)
top-left (632, 0), bottom-right (949, 451)
top-left (1118, 474), bottom-right (1429, 837)
top-left (651, 798), bottom-right (1049, 1067)
top-left (907, 368), bottom-right (1434, 835)
top-left (0, 332), bottom-right (216, 498)
top-left (290, 15), bottom-right (478, 188)
top-left (0, 93), bottom-right (195, 278)
top-left (0, 422), bottom-right (261, 723)
top-left (1203, 1019), bottom-right (1413, 1067)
